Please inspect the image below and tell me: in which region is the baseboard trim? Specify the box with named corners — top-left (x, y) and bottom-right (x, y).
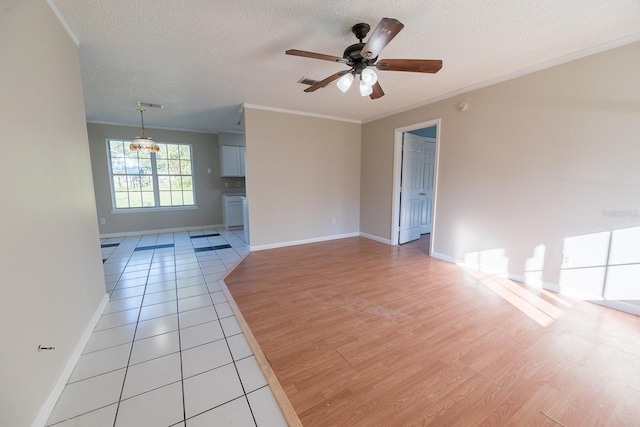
top-left (99, 224), bottom-right (224, 239)
top-left (432, 252), bottom-right (562, 290)
top-left (250, 232), bottom-right (360, 251)
top-left (429, 252), bottom-right (640, 317)
top-left (590, 300), bottom-right (640, 316)
top-left (32, 293), bottom-right (109, 427)
top-left (359, 233), bottom-right (392, 245)
top-left (430, 251), bottom-right (460, 264)
top-left (507, 273), bottom-right (559, 290)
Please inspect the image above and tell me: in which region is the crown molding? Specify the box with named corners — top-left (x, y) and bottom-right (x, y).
top-left (242, 103), bottom-right (362, 124)
top-left (46, 0), bottom-right (79, 47)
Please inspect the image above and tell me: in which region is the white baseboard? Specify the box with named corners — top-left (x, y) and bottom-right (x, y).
top-left (359, 233), bottom-right (392, 245)
top-left (507, 273), bottom-right (559, 290)
top-left (429, 252), bottom-right (640, 317)
top-left (32, 293), bottom-right (110, 427)
top-left (433, 252), bottom-right (561, 290)
top-left (250, 232), bottom-right (360, 251)
top-left (100, 224), bottom-right (224, 239)
top-left (430, 251), bottom-right (460, 264)
top-left (591, 300), bottom-right (640, 316)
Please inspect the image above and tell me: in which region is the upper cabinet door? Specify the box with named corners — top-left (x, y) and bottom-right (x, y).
top-left (239, 146), bottom-right (246, 177)
top-left (220, 145), bottom-right (245, 177)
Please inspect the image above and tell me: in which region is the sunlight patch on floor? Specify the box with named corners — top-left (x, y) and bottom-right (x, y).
top-left (462, 266), bottom-right (563, 327)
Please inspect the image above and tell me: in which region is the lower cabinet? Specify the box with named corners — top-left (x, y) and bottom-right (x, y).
top-left (242, 197), bottom-right (249, 244)
top-left (223, 194), bottom-right (244, 228)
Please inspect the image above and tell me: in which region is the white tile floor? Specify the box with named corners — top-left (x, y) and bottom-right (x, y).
top-left (46, 229), bottom-right (288, 427)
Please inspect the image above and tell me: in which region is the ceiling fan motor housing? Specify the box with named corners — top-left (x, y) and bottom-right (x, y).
top-left (343, 43), bottom-right (377, 73)
top-left (351, 23), bottom-right (370, 42)
top-left (343, 23), bottom-right (377, 74)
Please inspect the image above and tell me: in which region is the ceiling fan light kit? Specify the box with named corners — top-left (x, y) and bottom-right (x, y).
top-left (336, 72), bottom-right (354, 93)
top-left (359, 78), bottom-right (374, 96)
top-left (286, 18), bottom-right (442, 100)
top-left (361, 68), bottom-right (378, 86)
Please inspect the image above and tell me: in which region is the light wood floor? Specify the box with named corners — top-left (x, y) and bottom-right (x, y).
top-left (224, 237), bottom-right (640, 426)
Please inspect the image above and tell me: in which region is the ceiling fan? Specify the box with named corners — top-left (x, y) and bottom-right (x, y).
top-left (286, 18), bottom-right (442, 100)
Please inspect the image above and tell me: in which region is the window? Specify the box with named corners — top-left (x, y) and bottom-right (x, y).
top-left (107, 140), bottom-right (195, 209)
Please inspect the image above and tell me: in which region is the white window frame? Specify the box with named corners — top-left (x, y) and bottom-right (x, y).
top-left (106, 139), bottom-right (197, 212)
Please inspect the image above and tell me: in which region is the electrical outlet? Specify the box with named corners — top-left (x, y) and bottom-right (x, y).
top-left (100, 218), bottom-right (105, 225)
top-left (561, 254), bottom-right (572, 266)
top-left (224, 182), bottom-right (228, 188)
top-left (331, 218), bottom-right (336, 225)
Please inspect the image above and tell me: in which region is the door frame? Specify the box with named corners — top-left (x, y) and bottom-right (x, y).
top-left (391, 118), bottom-right (442, 254)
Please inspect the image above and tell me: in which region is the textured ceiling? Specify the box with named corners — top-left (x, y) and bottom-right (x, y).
top-left (51, 0), bottom-right (640, 134)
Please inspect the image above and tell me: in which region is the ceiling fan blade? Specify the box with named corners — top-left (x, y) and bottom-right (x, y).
top-left (376, 59), bottom-right (443, 73)
top-left (304, 70), bottom-right (350, 92)
top-left (370, 81), bottom-right (384, 99)
top-left (286, 49), bottom-right (347, 64)
top-left (360, 18), bottom-right (404, 59)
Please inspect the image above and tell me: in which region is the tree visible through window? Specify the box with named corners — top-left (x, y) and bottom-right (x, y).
top-left (108, 140), bottom-right (195, 209)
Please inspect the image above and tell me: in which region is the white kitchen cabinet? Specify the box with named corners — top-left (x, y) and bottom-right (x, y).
top-left (223, 194), bottom-right (244, 228)
top-left (220, 145), bottom-right (245, 177)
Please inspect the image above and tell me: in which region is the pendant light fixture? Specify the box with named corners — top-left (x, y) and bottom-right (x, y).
top-left (130, 108), bottom-right (159, 152)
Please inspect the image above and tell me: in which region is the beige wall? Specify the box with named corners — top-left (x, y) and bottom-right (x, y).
top-left (88, 123), bottom-right (223, 234)
top-left (244, 108), bottom-right (361, 248)
top-left (0, 1), bottom-right (106, 425)
top-left (362, 41), bottom-right (640, 296)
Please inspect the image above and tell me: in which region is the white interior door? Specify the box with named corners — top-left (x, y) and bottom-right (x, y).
top-left (420, 141), bottom-right (435, 234)
top-left (391, 119), bottom-right (440, 248)
top-left (399, 133), bottom-right (435, 244)
top-left (399, 134), bottom-right (422, 244)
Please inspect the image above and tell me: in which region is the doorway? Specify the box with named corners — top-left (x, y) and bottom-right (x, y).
top-left (391, 119), bottom-right (441, 255)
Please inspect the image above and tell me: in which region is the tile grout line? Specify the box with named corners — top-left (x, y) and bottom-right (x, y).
top-left (111, 233), bottom-right (158, 427)
top-left (174, 231), bottom-right (189, 426)
top-left (104, 236), bottom-right (141, 298)
top-left (196, 230), bottom-right (259, 426)
top-left (57, 230), bottom-right (251, 426)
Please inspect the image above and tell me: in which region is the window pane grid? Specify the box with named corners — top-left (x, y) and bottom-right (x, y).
top-left (155, 142), bottom-right (194, 207)
top-left (107, 140), bottom-right (195, 209)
